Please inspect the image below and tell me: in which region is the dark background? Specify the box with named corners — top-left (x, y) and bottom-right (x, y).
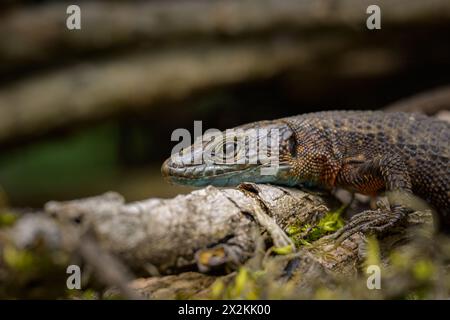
top-left (0, 0), bottom-right (449, 207)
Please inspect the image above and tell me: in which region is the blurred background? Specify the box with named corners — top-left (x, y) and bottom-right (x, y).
top-left (0, 0), bottom-right (449, 208)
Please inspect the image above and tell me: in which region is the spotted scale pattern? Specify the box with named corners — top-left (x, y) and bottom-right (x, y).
top-left (283, 111), bottom-right (449, 227)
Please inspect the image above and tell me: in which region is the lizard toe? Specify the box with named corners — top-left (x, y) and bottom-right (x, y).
top-left (332, 206), bottom-right (408, 242)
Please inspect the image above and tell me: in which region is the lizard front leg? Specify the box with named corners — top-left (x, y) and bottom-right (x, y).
top-left (330, 154), bottom-right (413, 242)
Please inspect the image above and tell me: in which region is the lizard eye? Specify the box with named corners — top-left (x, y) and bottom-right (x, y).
top-left (212, 140), bottom-right (239, 163)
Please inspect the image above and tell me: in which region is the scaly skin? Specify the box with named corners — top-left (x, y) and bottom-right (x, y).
top-left (162, 111), bottom-right (450, 237)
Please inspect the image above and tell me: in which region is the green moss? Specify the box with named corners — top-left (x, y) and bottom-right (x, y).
top-left (3, 245), bottom-right (35, 272)
top-left (271, 245), bottom-right (294, 255)
top-left (316, 210), bottom-right (345, 233)
top-left (365, 236), bottom-right (381, 268)
top-left (405, 288), bottom-right (428, 300)
top-left (210, 268), bottom-right (260, 299)
top-left (389, 251), bottom-right (409, 269)
top-left (232, 268), bottom-right (250, 297)
top-left (3, 244), bottom-right (67, 282)
top-left (0, 211), bottom-right (17, 227)
top-left (412, 260), bottom-right (435, 281)
top-left (288, 207), bottom-right (345, 246)
top-left (315, 286), bottom-right (337, 300)
top-left (286, 225), bottom-right (301, 236)
top-left (66, 289), bottom-right (99, 300)
top-left (210, 280), bottom-right (226, 299)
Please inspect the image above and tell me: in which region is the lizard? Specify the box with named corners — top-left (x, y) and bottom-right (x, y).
top-left (161, 111), bottom-right (450, 240)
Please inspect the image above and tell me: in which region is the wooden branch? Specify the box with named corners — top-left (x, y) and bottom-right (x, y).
top-left (42, 184), bottom-right (330, 273)
top-left (384, 85), bottom-right (450, 115)
top-left (0, 183), bottom-right (330, 298)
top-left (0, 38), bottom-right (333, 144)
top-left (0, 183), bottom-right (435, 298)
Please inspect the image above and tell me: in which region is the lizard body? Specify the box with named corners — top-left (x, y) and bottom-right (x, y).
top-left (162, 111), bottom-right (450, 235)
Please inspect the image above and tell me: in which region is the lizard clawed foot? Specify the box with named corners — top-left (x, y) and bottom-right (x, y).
top-left (326, 205), bottom-right (409, 244)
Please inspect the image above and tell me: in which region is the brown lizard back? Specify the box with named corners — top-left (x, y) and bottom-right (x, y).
top-left (284, 111), bottom-right (449, 224)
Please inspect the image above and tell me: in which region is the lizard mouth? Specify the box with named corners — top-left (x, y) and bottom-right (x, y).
top-left (161, 158), bottom-right (294, 187)
top-left (161, 158), bottom-right (236, 183)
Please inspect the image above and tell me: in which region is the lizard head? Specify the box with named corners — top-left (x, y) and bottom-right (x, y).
top-left (161, 120), bottom-right (299, 187)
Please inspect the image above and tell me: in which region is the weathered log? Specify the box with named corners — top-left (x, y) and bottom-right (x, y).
top-left (42, 184), bottom-right (332, 273)
top-left (0, 183), bottom-right (330, 298)
top-left (0, 182), bottom-right (436, 298)
top-left (0, 38), bottom-right (332, 144)
top-left (385, 85), bottom-right (450, 115)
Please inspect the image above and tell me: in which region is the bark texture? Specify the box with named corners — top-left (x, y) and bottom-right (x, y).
top-left (0, 183), bottom-right (439, 299)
